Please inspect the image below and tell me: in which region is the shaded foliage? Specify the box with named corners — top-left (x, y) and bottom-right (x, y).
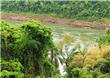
top-left (97, 29), bottom-right (110, 45)
top-left (0, 59), bottom-right (24, 78)
top-left (1, 20), bottom-right (56, 78)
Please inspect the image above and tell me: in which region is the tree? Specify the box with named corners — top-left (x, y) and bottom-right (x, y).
top-left (1, 20), bottom-right (56, 78)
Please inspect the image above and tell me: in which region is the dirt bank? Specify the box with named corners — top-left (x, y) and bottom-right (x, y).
top-left (1, 12), bottom-right (110, 30)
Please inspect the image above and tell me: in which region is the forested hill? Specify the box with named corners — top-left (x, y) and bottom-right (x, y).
top-left (1, 1), bottom-right (110, 21)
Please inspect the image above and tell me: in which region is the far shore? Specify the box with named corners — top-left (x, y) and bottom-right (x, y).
top-left (1, 12), bottom-right (110, 30)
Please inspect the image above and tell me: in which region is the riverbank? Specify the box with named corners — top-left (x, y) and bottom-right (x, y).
top-left (1, 12), bottom-right (110, 30)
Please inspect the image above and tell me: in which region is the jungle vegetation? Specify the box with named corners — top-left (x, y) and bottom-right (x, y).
top-left (1, 1), bottom-right (110, 78)
top-left (1, 1), bottom-right (110, 21)
top-left (1, 20), bottom-right (110, 78)
top-left (1, 20), bottom-right (57, 78)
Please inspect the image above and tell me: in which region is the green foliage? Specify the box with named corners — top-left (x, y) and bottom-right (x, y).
top-left (80, 66), bottom-right (93, 78)
top-left (14, 20), bottom-right (55, 58)
top-left (43, 59), bottom-right (56, 77)
top-left (69, 67), bottom-right (81, 78)
top-left (66, 29), bottom-right (110, 78)
top-left (1, 1), bottom-right (110, 21)
top-left (1, 20), bottom-right (56, 77)
top-left (54, 74), bottom-right (62, 78)
top-left (98, 73), bottom-right (110, 78)
top-left (0, 59), bottom-right (24, 78)
top-left (99, 61), bottom-right (110, 74)
top-left (1, 21), bottom-right (17, 59)
top-left (35, 75), bottom-right (44, 78)
top-left (1, 59), bottom-right (23, 72)
top-left (97, 29), bottom-right (110, 45)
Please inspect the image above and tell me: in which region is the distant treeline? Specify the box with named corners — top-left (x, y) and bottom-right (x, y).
top-left (1, 1), bottom-right (110, 20)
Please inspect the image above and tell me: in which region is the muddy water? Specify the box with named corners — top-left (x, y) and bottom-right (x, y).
top-left (48, 24), bottom-right (104, 42)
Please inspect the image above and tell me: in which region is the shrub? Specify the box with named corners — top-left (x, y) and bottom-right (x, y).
top-left (0, 59), bottom-right (24, 78)
top-left (97, 29), bottom-right (110, 45)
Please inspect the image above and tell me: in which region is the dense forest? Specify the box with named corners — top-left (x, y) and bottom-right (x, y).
top-left (1, 1), bottom-right (110, 21)
top-left (1, 1), bottom-right (110, 78)
top-left (1, 20), bottom-right (110, 78)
